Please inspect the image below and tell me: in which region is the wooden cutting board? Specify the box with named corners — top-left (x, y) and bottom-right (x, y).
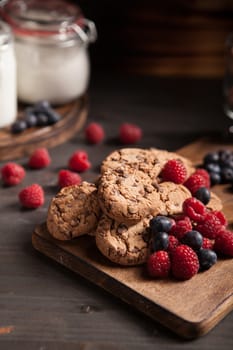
top-left (32, 138), bottom-right (233, 339)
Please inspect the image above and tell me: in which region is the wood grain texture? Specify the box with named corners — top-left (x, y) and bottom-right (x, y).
top-left (32, 138), bottom-right (233, 339)
top-left (81, 0), bottom-right (233, 77)
top-left (0, 95), bottom-right (88, 161)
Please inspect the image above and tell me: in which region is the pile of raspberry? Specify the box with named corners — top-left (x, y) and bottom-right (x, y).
top-left (147, 159), bottom-right (233, 280)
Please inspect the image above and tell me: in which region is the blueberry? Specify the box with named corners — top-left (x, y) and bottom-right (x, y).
top-left (11, 120), bottom-right (28, 133)
top-left (221, 167), bottom-right (233, 183)
top-left (25, 108), bottom-right (38, 127)
top-left (204, 152), bottom-right (219, 165)
top-left (36, 113), bottom-right (49, 126)
top-left (34, 100), bottom-right (51, 112)
top-left (181, 230), bottom-right (203, 250)
top-left (150, 215), bottom-right (173, 234)
top-left (209, 171), bottom-right (222, 185)
top-left (218, 149), bottom-right (233, 167)
top-left (46, 109), bottom-right (61, 125)
top-left (204, 163), bottom-right (221, 174)
top-left (198, 249), bottom-right (217, 270)
top-left (194, 187), bottom-right (211, 205)
top-left (152, 232), bottom-right (169, 251)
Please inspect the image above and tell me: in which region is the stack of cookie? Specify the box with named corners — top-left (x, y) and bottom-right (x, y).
top-left (47, 148), bottom-right (222, 266)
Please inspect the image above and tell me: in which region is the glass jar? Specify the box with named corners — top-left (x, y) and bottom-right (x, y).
top-left (1, 0), bottom-right (97, 105)
top-left (0, 20), bottom-right (17, 127)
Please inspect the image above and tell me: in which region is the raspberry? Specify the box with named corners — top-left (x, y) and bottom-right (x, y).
top-left (1, 162), bottom-right (25, 186)
top-left (58, 169), bottom-right (82, 188)
top-left (196, 212), bottom-right (225, 239)
top-left (214, 230), bottom-right (233, 257)
top-left (68, 150), bottom-right (91, 172)
top-left (171, 245), bottom-right (199, 280)
top-left (184, 173), bottom-right (209, 195)
top-left (28, 148), bottom-right (51, 169)
top-left (183, 197), bottom-right (207, 223)
top-left (147, 251), bottom-right (171, 278)
top-left (85, 122), bottom-right (105, 144)
top-left (160, 159), bottom-right (187, 184)
top-left (194, 169), bottom-right (211, 188)
top-left (167, 235), bottom-right (179, 254)
top-left (119, 123), bottom-right (142, 144)
top-left (18, 183), bottom-right (44, 209)
top-left (211, 210), bottom-right (227, 226)
top-left (202, 237), bottom-right (214, 250)
top-left (170, 215), bottom-right (192, 240)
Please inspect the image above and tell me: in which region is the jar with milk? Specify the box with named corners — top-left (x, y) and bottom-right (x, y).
top-left (2, 0), bottom-right (97, 105)
top-left (0, 20), bottom-right (17, 128)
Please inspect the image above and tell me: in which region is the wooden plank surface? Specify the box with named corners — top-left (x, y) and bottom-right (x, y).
top-left (32, 138), bottom-right (233, 339)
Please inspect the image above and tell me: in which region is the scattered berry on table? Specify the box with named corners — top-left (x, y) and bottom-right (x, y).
top-left (58, 169), bottom-right (82, 188)
top-left (181, 230), bottom-right (203, 251)
top-left (149, 215), bottom-right (174, 234)
top-left (28, 148), bottom-right (51, 169)
top-left (198, 249), bottom-right (217, 271)
top-left (183, 197), bottom-right (207, 223)
top-left (1, 162), bottom-right (25, 186)
top-left (85, 122), bottom-right (105, 144)
top-left (214, 230), bottom-right (233, 257)
top-left (152, 231), bottom-right (169, 251)
top-left (119, 123), bottom-right (142, 144)
top-left (68, 150), bottom-right (91, 172)
top-left (18, 183), bottom-right (44, 209)
top-left (194, 187), bottom-right (210, 205)
top-left (160, 159), bottom-right (187, 184)
top-left (171, 244), bottom-right (200, 280)
top-left (147, 251), bottom-right (171, 278)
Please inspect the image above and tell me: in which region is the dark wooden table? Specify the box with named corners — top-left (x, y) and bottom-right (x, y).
top-left (0, 71), bottom-right (232, 349)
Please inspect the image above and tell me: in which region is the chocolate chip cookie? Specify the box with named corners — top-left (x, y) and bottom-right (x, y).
top-left (47, 181), bottom-right (100, 240)
top-left (101, 147), bottom-right (195, 178)
top-left (95, 214), bottom-right (151, 265)
top-left (98, 163), bottom-right (192, 223)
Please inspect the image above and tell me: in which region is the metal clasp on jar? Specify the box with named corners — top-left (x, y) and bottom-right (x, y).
top-left (70, 19), bottom-right (97, 45)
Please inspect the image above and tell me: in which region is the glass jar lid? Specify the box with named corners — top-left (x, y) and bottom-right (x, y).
top-left (1, 0), bottom-right (96, 45)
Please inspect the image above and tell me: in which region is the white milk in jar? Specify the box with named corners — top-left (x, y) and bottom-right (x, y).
top-left (2, 0), bottom-right (97, 105)
top-left (0, 20), bottom-right (17, 128)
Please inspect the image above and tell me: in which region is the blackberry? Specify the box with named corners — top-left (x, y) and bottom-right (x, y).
top-left (181, 230), bottom-right (203, 251)
top-left (194, 187), bottom-right (211, 205)
top-left (198, 249), bottom-right (217, 270)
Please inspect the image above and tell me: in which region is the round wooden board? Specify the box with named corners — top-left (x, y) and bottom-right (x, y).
top-left (0, 95), bottom-right (88, 161)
